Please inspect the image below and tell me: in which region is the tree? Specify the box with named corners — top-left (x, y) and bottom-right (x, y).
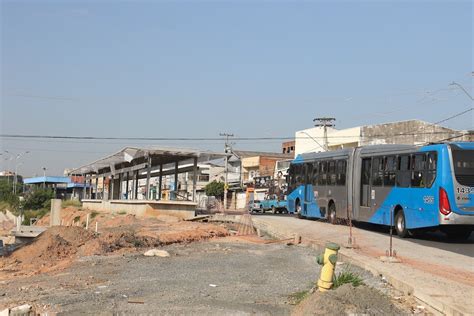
top-left (23, 188), bottom-right (54, 210)
top-left (205, 181), bottom-right (225, 199)
top-left (0, 179), bottom-right (19, 212)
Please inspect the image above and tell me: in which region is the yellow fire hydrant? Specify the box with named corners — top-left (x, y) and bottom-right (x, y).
top-left (316, 242), bottom-right (340, 292)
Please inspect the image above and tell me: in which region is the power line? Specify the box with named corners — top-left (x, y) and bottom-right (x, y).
top-left (432, 107), bottom-right (473, 126)
top-left (0, 130), bottom-right (469, 142)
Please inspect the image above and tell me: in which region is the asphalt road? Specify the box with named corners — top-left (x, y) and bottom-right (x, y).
top-left (254, 212), bottom-right (474, 258)
top-left (353, 222), bottom-right (474, 258)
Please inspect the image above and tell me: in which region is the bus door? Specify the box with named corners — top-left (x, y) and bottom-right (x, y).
top-left (371, 157), bottom-right (392, 223)
top-left (359, 158), bottom-right (372, 220)
top-left (303, 163), bottom-right (312, 215)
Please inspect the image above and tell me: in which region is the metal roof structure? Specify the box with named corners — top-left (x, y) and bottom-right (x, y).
top-left (69, 146), bottom-right (228, 175)
top-left (24, 176), bottom-right (71, 184)
top-left (232, 150), bottom-right (293, 159)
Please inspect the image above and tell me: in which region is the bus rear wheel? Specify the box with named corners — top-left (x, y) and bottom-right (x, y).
top-left (328, 203), bottom-right (336, 225)
top-left (395, 210), bottom-right (409, 238)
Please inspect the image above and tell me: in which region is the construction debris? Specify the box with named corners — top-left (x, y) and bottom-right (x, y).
top-left (144, 249), bottom-right (170, 257)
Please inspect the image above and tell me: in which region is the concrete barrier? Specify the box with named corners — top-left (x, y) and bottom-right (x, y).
top-left (50, 199), bottom-right (62, 226)
top-left (82, 199), bottom-right (197, 220)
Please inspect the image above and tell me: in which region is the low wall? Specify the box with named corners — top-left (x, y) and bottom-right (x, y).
top-left (82, 199), bottom-right (196, 220)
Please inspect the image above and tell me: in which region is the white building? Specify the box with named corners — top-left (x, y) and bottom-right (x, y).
top-left (295, 119), bottom-right (473, 156)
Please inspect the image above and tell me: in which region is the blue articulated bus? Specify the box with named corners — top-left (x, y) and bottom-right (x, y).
top-left (286, 142), bottom-right (474, 239)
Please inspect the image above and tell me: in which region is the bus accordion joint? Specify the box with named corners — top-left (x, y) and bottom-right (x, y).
top-left (439, 187), bottom-right (452, 216)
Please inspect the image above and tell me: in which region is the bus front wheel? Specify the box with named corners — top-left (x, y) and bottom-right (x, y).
top-left (395, 210), bottom-right (409, 238)
top-left (295, 200), bottom-right (303, 218)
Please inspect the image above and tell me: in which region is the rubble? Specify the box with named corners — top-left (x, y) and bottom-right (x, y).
top-left (144, 249), bottom-right (170, 257)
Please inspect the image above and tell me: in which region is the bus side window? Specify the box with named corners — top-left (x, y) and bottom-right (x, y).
top-left (319, 161), bottom-right (327, 185)
top-left (411, 154), bottom-right (425, 188)
top-left (305, 163), bottom-right (313, 185)
top-left (384, 156), bottom-right (396, 186)
top-left (294, 164), bottom-right (301, 187)
top-left (372, 157), bottom-right (383, 186)
top-left (328, 161), bottom-right (336, 186)
top-left (336, 160), bottom-right (346, 186)
top-left (312, 161), bottom-right (319, 186)
top-left (396, 155), bottom-right (411, 188)
top-left (425, 152), bottom-right (437, 187)
top-left (287, 165), bottom-right (293, 190)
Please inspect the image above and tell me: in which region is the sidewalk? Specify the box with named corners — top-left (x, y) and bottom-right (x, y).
top-left (251, 215), bottom-right (474, 315)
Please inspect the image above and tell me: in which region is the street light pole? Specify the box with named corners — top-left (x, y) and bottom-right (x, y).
top-left (43, 167), bottom-right (47, 188)
top-left (449, 82), bottom-right (474, 101)
top-left (14, 162), bottom-right (23, 195)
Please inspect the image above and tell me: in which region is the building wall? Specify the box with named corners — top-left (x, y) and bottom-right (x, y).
top-left (360, 120), bottom-right (466, 146)
top-left (259, 157), bottom-right (280, 177)
top-left (282, 141), bottom-right (296, 155)
top-left (295, 126), bottom-right (361, 155)
top-left (295, 120), bottom-right (471, 156)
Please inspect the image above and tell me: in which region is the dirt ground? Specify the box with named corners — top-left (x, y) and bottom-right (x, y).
top-left (0, 208), bottom-right (229, 279)
top-left (293, 284), bottom-right (403, 316)
top-left (0, 208), bottom-right (420, 315)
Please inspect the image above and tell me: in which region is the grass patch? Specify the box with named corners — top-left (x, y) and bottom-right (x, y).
top-left (288, 290), bottom-right (310, 305)
top-left (0, 201), bottom-right (13, 214)
top-left (73, 216), bottom-right (81, 223)
top-left (117, 211), bottom-right (127, 215)
top-left (333, 271), bottom-right (364, 289)
top-left (22, 208), bottom-right (49, 225)
top-left (90, 211), bottom-right (99, 219)
top-left (62, 200), bottom-right (82, 208)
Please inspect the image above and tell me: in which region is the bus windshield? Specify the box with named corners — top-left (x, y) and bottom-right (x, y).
top-left (451, 146), bottom-right (474, 187)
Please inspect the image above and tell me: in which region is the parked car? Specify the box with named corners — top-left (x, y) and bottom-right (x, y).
top-left (261, 198), bottom-right (288, 214)
top-left (248, 200), bottom-right (264, 213)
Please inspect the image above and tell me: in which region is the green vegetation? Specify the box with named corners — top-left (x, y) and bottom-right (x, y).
top-left (288, 290), bottom-right (310, 305)
top-left (117, 211), bottom-right (127, 215)
top-left (333, 271), bottom-right (364, 289)
top-left (205, 181), bottom-right (225, 198)
top-left (22, 188), bottom-right (54, 210)
top-left (62, 199), bottom-right (82, 208)
top-left (22, 208), bottom-right (49, 226)
top-left (0, 180), bottom-right (56, 224)
top-left (0, 180), bottom-right (20, 214)
top-left (73, 216), bottom-right (81, 223)
top-left (90, 211), bottom-right (99, 219)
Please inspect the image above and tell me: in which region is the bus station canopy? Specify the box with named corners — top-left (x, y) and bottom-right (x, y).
top-left (68, 146), bottom-right (228, 176)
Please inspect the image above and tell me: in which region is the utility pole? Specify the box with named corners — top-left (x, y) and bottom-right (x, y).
top-left (219, 133), bottom-right (234, 211)
top-left (42, 167), bottom-right (47, 188)
top-left (313, 117), bottom-right (336, 151)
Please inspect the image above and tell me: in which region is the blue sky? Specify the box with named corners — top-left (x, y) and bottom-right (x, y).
top-left (1, 0), bottom-right (472, 176)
